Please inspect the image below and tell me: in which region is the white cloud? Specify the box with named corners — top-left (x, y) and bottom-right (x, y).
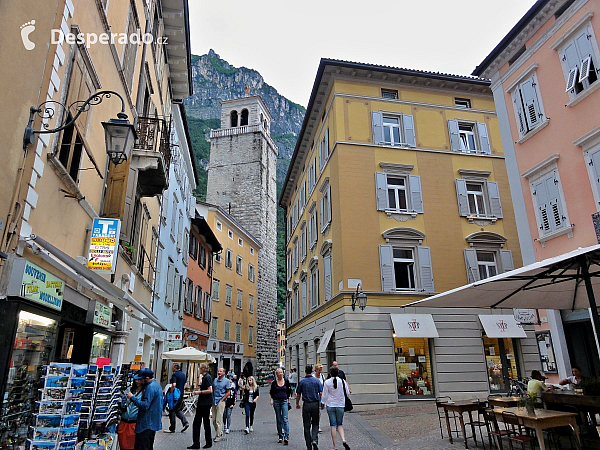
top-left (189, 0), bottom-right (537, 107)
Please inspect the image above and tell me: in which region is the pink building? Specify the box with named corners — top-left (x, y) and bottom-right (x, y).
top-left (474, 0), bottom-right (600, 382)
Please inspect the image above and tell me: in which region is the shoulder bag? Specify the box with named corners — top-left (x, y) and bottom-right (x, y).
top-left (341, 379), bottom-right (353, 412)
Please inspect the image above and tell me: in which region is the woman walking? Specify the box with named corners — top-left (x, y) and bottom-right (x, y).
top-left (242, 376), bottom-right (259, 434)
top-left (322, 367), bottom-right (351, 450)
top-left (270, 368), bottom-right (291, 445)
top-left (118, 377), bottom-right (143, 450)
top-left (223, 377), bottom-right (235, 434)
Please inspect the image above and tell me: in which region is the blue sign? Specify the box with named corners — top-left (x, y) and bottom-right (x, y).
top-left (88, 218), bottom-right (121, 273)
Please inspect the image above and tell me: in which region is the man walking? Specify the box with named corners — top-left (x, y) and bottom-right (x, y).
top-left (296, 365), bottom-right (322, 450)
top-left (126, 369), bottom-right (162, 450)
top-left (167, 363), bottom-right (189, 433)
top-left (211, 367), bottom-right (231, 442)
top-left (332, 361), bottom-right (351, 393)
top-left (188, 363), bottom-right (213, 449)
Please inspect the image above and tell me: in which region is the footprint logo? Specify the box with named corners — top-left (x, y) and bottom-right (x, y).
top-left (20, 20), bottom-right (36, 50)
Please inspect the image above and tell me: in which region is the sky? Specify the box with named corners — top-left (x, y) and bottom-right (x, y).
top-left (188, 0), bottom-right (539, 107)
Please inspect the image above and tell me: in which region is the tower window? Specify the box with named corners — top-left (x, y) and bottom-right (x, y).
top-left (241, 109), bottom-right (249, 126)
top-left (230, 110), bottom-right (238, 127)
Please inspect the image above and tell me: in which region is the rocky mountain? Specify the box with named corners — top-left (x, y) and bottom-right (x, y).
top-left (184, 50), bottom-right (305, 319)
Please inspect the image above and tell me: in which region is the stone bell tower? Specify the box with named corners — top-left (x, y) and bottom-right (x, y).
top-left (207, 95), bottom-right (278, 382)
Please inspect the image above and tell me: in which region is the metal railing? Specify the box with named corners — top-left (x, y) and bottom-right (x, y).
top-left (210, 123), bottom-right (276, 149)
top-left (135, 116), bottom-right (172, 174)
top-left (137, 245), bottom-right (155, 287)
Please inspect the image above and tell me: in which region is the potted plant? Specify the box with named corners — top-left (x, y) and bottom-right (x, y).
top-left (123, 242), bottom-right (135, 257)
top-left (518, 392), bottom-right (538, 414)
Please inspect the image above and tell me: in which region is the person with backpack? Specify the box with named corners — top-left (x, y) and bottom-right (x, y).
top-left (322, 367), bottom-right (351, 450)
top-left (269, 368), bottom-right (292, 445)
top-left (222, 378), bottom-right (236, 434)
top-left (166, 363), bottom-right (189, 433)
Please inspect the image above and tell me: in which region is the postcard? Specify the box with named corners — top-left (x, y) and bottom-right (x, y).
top-left (57, 441), bottom-right (77, 450)
top-left (65, 401), bottom-right (82, 414)
top-left (35, 415), bottom-right (61, 428)
top-left (61, 414), bottom-right (80, 428)
top-left (41, 389), bottom-right (67, 401)
top-left (31, 427), bottom-right (60, 441)
top-left (44, 377), bottom-right (69, 388)
top-left (69, 377), bottom-right (85, 389)
top-left (38, 401), bottom-right (64, 414)
top-left (48, 363), bottom-right (72, 377)
top-left (67, 389), bottom-right (84, 400)
top-left (58, 427), bottom-right (78, 441)
top-left (26, 439), bottom-right (57, 450)
top-left (71, 365), bottom-right (88, 377)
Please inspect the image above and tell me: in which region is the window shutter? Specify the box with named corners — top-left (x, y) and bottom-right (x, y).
top-left (166, 263), bottom-right (174, 305)
top-left (579, 55), bottom-right (592, 83)
top-left (520, 78), bottom-right (541, 129)
top-left (417, 246), bottom-right (434, 293)
top-left (327, 185), bottom-right (332, 224)
top-left (545, 174), bottom-right (565, 230)
top-left (409, 175), bottom-right (424, 213)
top-left (301, 280), bottom-right (307, 316)
top-left (379, 245), bottom-right (394, 292)
top-left (320, 197), bottom-right (325, 231)
top-left (323, 255), bottom-right (332, 301)
top-left (477, 122), bottom-right (491, 154)
top-left (563, 42), bottom-right (580, 92)
top-left (375, 172), bottom-right (387, 211)
top-left (120, 165), bottom-right (138, 242)
top-left (324, 128), bottom-right (329, 158)
top-left (448, 119), bottom-right (460, 151)
top-left (590, 150), bottom-right (600, 201)
top-left (372, 111), bottom-right (384, 145)
top-left (464, 249), bottom-right (480, 283)
top-left (575, 29), bottom-right (595, 83)
top-left (533, 179), bottom-right (552, 233)
top-left (173, 274), bottom-right (180, 311)
top-left (500, 250), bottom-right (514, 273)
top-left (512, 89), bottom-right (527, 135)
top-left (455, 179), bottom-right (469, 216)
top-left (402, 114), bottom-right (416, 147)
top-left (486, 181), bottom-right (503, 218)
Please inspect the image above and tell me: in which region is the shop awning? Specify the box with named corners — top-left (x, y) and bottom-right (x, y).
top-left (317, 329), bottom-right (334, 353)
top-left (28, 234), bottom-right (166, 331)
top-left (390, 314), bottom-right (439, 338)
top-left (478, 314), bottom-right (527, 338)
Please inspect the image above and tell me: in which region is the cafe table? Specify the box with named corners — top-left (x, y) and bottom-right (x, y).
top-left (441, 400), bottom-right (486, 449)
top-left (493, 406), bottom-right (582, 450)
top-left (487, 396), bottom-right (521, 408)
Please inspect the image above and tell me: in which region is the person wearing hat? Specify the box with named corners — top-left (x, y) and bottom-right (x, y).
top-left (527, 370), bottom-right (554, 401)
top-left (126, 368), bottom-right (163, 450)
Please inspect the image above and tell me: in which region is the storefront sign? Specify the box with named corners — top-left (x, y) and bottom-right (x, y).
top-left (187, 334), bottom-right (198, 341)
top-left (93, 302), bottom-right (112, 328)
top-left (87, 218), bottom-right (120, 273)
top-left (221, 342), bottom-right (235, 354)
top-left (479, 314), bottom-right (527, 338)
top-left (20, 260), bottom-right (64, 311)
top-left (513, 309), bottom-right (536, 324)
top-left (167, 331), bottom-right (182, 341)
top-left (390, 314), bottom-right (439, 338)
top-left (136, 337), bottom-right (144, 356)
top-left (165, 340), bottom-right (183, 350)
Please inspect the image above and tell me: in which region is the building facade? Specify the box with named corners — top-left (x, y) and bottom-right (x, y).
top-left (196, 201), bottom-right (260, 376)
top-left (280, 59), bottom-right (541, 409)
top-left (473, 0), bottom-right (600, 381)
top-left (0, 0), bottom-right (192, 445)
top-left (206, 96), bottom-right (278, 381)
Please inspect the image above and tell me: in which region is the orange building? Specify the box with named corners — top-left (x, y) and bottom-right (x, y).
top-left (183, 215), bottom-right (222, 351)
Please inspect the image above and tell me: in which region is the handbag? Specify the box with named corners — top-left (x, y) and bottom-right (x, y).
top-left (287, 402), bottom-right (292, 411)
top-left (342, 379), bottom-right (353, 412)
top-left (239, 400), bottom-right (245, 408)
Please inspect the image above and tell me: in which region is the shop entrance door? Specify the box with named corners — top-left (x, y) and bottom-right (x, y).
top-left (484, 335), bottom-right (520, 393)
top-left (564, 321), bottom-right (600, 377)
top-left (234, 358), bottom-right (241, 375)
top-left (223, 357), bottom-right (230, 373)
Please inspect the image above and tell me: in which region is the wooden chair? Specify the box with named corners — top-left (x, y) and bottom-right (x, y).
top-left (501, 411), bottom-right (536, 450)
top-left (484, 408), bottom-right (515, 450)
top-left (435, 396), bottom-right (460, 439)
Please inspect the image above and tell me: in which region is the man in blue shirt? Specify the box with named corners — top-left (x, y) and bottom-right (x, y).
top-left (167, 363), bottom-right (189, 433)
top-left (296, 365), bottom-right (323, 450)
top-left (211, 367), bottom-right (231, 442)
top-left (126, 368), bottom-right (162, 450)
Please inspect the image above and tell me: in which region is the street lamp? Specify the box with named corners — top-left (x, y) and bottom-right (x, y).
top-left (351, 284), bottom-right (367, 311)
top-left (23, 90), bottom-right (136, 165)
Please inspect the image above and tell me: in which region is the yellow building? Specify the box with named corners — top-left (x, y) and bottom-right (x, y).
top-left (197, 201), bottom-right (260, 376)
top-left (0, 0), bottom-right (192, 437)
top-left (280, 59), bottom-right (541, 409)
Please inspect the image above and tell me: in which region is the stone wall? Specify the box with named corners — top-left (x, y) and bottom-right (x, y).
top-left (207, 119), bottom-right (279, 383)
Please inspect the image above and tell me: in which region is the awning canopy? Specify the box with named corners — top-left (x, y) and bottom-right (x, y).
top-left (317, 329), bottom-right (334, 353)
top-left (161, 346), bottom-right (216, 362)
top-left (391, 314), bottom-right (439, 338)
top-left (479, 314), bottom-right (527, 338)
top-left (28, 234), bottom-right (166, 331)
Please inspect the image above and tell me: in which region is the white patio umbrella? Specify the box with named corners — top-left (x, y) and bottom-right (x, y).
top-left (162, 347), bottom-right (216, 389)
top-left (405, 244), bottom-right (600, 356)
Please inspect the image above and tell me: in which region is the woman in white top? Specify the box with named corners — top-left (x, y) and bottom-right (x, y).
top-left (322, 367), bottom-right (351, 450)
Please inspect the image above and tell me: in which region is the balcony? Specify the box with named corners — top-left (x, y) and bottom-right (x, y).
top-left (131, 117), bottom-right (171, 196)
top-left (210, 124), bottom-right (276, 149)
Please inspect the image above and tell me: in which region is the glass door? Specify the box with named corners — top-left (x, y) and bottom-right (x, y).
top-left (483, 335), bottom-right (519, 392)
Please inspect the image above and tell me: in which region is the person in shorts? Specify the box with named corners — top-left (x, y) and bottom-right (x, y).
top-left (288, 369), bottom-right (298, 398)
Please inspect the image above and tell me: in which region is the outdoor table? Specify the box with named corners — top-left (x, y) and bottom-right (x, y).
top-left (493, 406), bottom-right (582, 450)
top-left (542, 390), bottom-right (600, 435)
top-left (441, 400), bottom-right (485, 448)
top-left (488, 396), bottom-right (520, 408)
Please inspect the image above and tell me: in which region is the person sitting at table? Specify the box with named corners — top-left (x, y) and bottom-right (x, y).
top-left (559, 366), bottom-right (584, 386)
top-left (527, 370), bottom-right (554, 400)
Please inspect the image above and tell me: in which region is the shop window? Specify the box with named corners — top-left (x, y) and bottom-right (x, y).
top-left (483, 335), bottom-right (520, 392)
top-left (394, 336), bottom-right (434, 398)
top-left (536, 331), bottom-right (558, 374)
top-left (2, 311), bottom-right (58, 448)
top-left (90, 332), bottom-right (111, 364)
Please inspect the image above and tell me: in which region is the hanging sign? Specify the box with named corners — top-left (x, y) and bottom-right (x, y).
top-left (87, 218), bottom-right (121, 273)
top-left (93, 302), bottom-right (112, 328)
top-left (187, 334), bottom-right (198, 341)
top-left (513, 309), bottom-right (536, 324)
top-left (167, 331), bottom-right (182, 341)
top-left (20, 260), bottom-right (64, 311)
